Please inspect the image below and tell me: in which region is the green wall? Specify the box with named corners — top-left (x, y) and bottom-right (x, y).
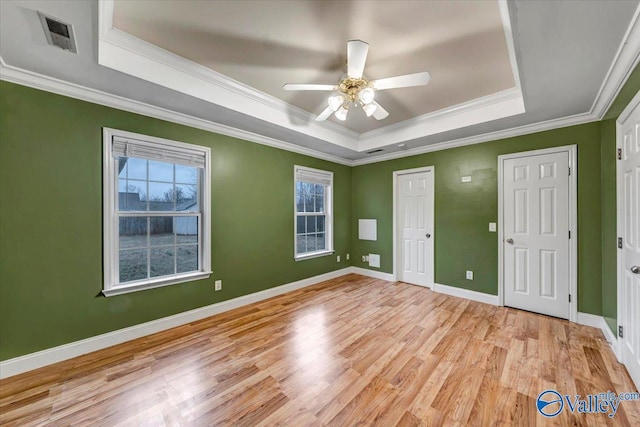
top-left (351, 123), bottom-right (604, 314)
top-left (0, 81), bottom-right (351, 361)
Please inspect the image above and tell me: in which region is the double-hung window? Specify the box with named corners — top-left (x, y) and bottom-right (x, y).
top-left (294, 165), bottom-right (333, 260)
top-left (103, 128), bottom-right (211, 296)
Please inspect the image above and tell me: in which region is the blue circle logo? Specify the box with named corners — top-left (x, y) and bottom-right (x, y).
top-left (537, 390), bottom-right (564, 417)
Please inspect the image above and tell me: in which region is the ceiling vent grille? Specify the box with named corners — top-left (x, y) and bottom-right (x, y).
top-left (38, 12), bottom-right (77, 53)
top-left (366, 149), bottom-right (384, 154)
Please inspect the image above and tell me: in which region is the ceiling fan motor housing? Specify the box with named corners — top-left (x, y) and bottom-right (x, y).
top-left (339, 77), bottom-right (371, 105)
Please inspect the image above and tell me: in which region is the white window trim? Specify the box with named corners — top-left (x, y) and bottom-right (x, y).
top-left (103, 128), bottom-right (211, 296)
top-left (294, 165), bottom-right (334, 261)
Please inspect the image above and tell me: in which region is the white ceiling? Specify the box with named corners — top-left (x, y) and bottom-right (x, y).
top-left (112, 0), bottom-right (515, 133)
top-left (0, 1), bottom-right (639, 164)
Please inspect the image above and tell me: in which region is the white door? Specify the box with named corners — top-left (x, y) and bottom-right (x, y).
top-left (619, 100), bottom-right (640, 388)
top-left (397, 171), bottom-right (434, 287)
top-left (503, 152), bottom-right (570, 319)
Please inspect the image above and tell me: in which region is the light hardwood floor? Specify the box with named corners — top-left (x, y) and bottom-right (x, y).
top-left (1, 274), bottom-right (639, 426)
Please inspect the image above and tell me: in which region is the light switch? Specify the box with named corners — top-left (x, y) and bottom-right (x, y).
top-left (489, 222), bottom-right (496, 232)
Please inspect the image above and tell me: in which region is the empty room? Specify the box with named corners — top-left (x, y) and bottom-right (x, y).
top-left (1, 0), bottom-right (640, 425)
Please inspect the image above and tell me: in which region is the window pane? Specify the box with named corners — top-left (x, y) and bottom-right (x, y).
top-left (315, 184), bottom-right (324, 195)
top-left (304, 183), bottom-right (315, 212)
top-left (119, 249), bottom-right (147, 283)
top-left (306, 234), bottom-right (317, 252)
top-left (119, 180), bottom-right (147, 211)
top-left (149, 160), bottom-right (173, 182)
top-left (306, 216), bottom-right (317, 233)
top-left (119, 217), bottom-right (147, 249)
top-left (317, 216), bottom-right (325, 233)
top-left (176, 165), bottom-right (198, 184)
top-left (296, 235), bottom-right (306, 254)
top-left (296, 216), bottom-right (305, 234)
top-left (295, 182), bottom-right (302, 212)
top-left (316, 233), bottom-right (326, 250)
top-left (150, 247), bottom-right (175, 278)
top-left (150, 217), bottom-right (174, 247)
top-left (118, 158), bottom-right (128, 178)
top-left (127, 157), bottom-right (147, 180)
top-left (177, 245), bottom-right (198, 273)
top-left (176, 217), bottom-right (198, 244)
top-left (175, 184), bottom-right (198, 211)
top-left (149, 182), bottom-right (174, 211)
top-left (314, 195), bottom-right (324, 213)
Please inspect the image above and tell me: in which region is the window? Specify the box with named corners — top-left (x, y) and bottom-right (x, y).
top-left (103, 128), bottom-right (211, 296)
top-left (294, 165), bottom-right (333, 260)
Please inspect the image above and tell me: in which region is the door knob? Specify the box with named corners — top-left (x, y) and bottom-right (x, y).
top-left (632, 266), bottom-right (640, 274)
top-left (506, 238), bottom-right (514, 244)
top-left (426, 233), bottom-right (431, 238)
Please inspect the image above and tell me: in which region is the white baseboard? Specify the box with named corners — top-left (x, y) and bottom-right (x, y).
top-left (577, 312), bottom-right (620, 362)
top-left (350, 267), bottom-right (396, 282)
top-left (0, 267), bottom-right (352, 379)
top-left (432, 283), bottom-right (499, 306)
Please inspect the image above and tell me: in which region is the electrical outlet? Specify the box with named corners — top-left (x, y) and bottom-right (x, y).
top-left (361, 255), bottom-right (366, 262)
top-left (346, 253), bottom-right (350, 260)
top-left (489, 222), bottom-right (496, 232)
top-left (337, 255), bottom-right (341, 262)
top-left (214, 280), bottom-right (222, 291)
top-left (466, 271), bottom-right (473, 280)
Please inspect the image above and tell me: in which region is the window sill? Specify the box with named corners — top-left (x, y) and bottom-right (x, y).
top-left (294, 250), bottom-right (334, 262)
top-left (102, 271), bottom-right (212, 297)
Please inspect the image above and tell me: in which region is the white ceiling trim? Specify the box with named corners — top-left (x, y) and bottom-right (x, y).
top-left (0, 57), bottom-right (597, 169)
top-left (0, 57), bottom-right (352, 166)
top-left (97, 0), bottom-right (525, 153)
top-left (352, 111), bottom-right (597, 166)
top-left (590, 2), bottom-right (640, 119)
top-left (358, 87), bottom-right (525, 151)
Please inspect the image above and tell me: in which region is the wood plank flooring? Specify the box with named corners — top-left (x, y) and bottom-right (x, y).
top-left (1, 274), bottom-right (639, 426)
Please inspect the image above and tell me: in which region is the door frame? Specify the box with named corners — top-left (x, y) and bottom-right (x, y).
top-left (392, 166), bottom-right (435, 287)
top-left (616, 89), bottom-right (640, 364)
top-left (497, 145), bottom-right (578, 322)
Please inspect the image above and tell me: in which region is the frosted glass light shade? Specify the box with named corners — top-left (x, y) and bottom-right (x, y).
top-left (363, 103), bottom-right (378, 117)
top-left (328, 95), bottom-right (344, 111)
top-left (359, 87), bottom-right (375, 104)
top-left (335, 106), bottom-right (348, 121)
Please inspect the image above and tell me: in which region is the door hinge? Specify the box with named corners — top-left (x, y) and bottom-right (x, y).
top-left (618, 237), bottom-right (623, 249)
top-left (569, 231), bottom-right (571, 239)
top-left (619, 325), bottom-right (623, 338)
top-left (618, 148), bottom-right (622, 160)
top-left (568, 294), bottom-right (571, 303)
top-left (568, 167), bottom-right (571, 176)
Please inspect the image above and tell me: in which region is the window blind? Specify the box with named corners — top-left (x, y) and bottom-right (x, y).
top-left (295, 167), bottom-right (332, 186)
top-left (112, 137), bottom-right (206, 168)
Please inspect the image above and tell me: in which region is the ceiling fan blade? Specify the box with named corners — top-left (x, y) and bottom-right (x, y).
top-left (283, 84), bottom-right (337, 91)
top-left (347, 40), bottom-right (369, 79)
top-left (372, 101), bottom-right (389, 120)
top-left (372, 72), bottom-right (431, 90)
top-left (315, 105), bottom-right (334, 122)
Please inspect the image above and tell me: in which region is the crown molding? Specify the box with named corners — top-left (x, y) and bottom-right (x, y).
top-left (591, 2), bottom-right (640, 119)
top-left (352, 111), bottom-right (597, 166)
top-left (0, 58), bottom-right (353, 166)
top-left (358, 88), bottom-right (525, 151)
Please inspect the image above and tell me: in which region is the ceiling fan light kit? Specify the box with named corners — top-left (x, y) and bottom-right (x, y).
top-left (283, 39), bottom-right (431, 123)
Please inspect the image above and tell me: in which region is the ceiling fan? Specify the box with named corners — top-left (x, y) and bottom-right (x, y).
top-left (283, 39), bottom-right (431, 122)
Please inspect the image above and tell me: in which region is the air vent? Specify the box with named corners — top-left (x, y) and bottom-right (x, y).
top-left (38, 11), bottom-right (77, 53)
top-left (366, 149), bottom-right (384, 154)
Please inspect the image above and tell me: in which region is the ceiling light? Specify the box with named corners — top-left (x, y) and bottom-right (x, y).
top-left (362, 103), bottom-right (377, 117)
top-left (328, 95), bottom-right (344, 111)
top-left (335, 106), bottom-right (348, 121)
top-left (359, 87), bottom-right (375, 104)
